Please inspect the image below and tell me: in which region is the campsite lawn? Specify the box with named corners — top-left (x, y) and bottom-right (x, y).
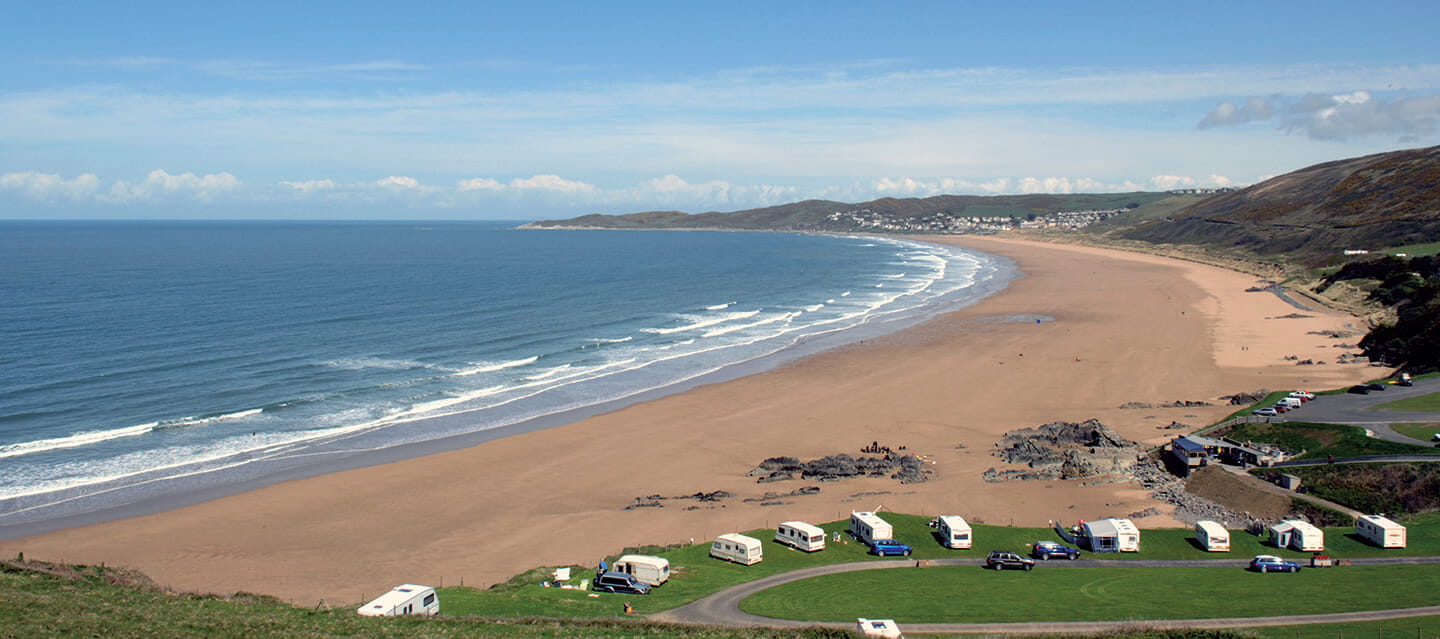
top-left (737, 564), bottom-right (1440, 623)
top-left (439, 513), bottom-right (1440, 617)
top-left (1392, 422), bottom-right (1440, 442)
top-left (1378, 392), bottom-right (1440, 412)
top-left (1223, 421), bottom-right (1440, 459)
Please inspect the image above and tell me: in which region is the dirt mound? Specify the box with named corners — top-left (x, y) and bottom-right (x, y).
top-left (1183, 466), bottom-right (1292, 519)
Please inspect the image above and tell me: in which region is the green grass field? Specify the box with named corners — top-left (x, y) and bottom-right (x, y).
top-left (1223, 421), bottom-right (1440, 459)
top-left (737, 565), bottom-right (1440, 623)
top-left (1377, 392), bottom-right (1440, 413)
top-left (1247, 616), bottom-right (1440, 639)
top-left (438, 513), bottom-right (1440, 618)
top-left (1392, 423), bottom-right (1440, 442)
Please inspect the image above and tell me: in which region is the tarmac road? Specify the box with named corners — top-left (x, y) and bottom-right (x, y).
top-left (649, 556), bottom-right (1440, 633)
top-left (1269, 377), bottom-right (1440, 445)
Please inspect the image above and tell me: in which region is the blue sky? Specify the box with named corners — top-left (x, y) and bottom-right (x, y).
top-left (3, 1), bottom-right (1438, 219)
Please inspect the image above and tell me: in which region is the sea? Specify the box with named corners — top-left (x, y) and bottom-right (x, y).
top-left (0, 220), bottom-right (1015, 537)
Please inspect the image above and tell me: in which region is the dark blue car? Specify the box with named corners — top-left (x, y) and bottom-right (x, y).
top-left (1249, 555), bottom-right (1301, 573)
top-left (1032, 541), bottom-right (1080, 560)
top-left (870, 539), bottom-right (913, 556)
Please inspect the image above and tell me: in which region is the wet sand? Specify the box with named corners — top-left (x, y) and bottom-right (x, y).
top-left (0, 236), bottom-right (1376, 605)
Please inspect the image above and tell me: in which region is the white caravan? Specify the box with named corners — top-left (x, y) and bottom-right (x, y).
top-left (710, 533), bottom-right (764, 565)
top-left (1268, 520), bottom-right (1325, 551)
top-left (1194, 520), bottom-right (1230, 552)
top-left (775, 521), bottom-right (826, 552)
top-left (613, 554), bottom-right (671, 586)
top-left (357, 584), bottom-right (439, 617)
top-left (1356, 514), bottom-right (1407, 548)
top-left (849, 511), bottom-right (894, 545)
top-left (935, 515), bottom-right (972, 549)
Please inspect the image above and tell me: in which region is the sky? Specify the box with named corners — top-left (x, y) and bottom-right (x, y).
top-left (2, 1), bottom-right (1438, 220)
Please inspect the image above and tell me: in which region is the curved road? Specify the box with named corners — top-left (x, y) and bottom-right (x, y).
top-left (650, 556), bottom-right (1440, 634)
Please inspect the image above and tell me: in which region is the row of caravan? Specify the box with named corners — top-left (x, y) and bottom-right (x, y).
top-left (1194, 515), bottom-right (1407, 553)
top-left (712, 512), bottom-right (975, 565)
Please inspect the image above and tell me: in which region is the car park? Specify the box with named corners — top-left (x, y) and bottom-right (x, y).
top-left (1249, 555), bottom-right (1301, 573)
top-left (1031, 541), bottom-right (1080, 560)
top-left (592, 571), bottom-right (652, 594)
top-left (1253, 407), bottom-right (1278, 416)
top-left (869, 539), bottom-right (913, 556)
top-left (985, 551), bottom-right (1035, 570)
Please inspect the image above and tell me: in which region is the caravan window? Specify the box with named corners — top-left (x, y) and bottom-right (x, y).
top-left (423, 593), bottom-right (436, 607)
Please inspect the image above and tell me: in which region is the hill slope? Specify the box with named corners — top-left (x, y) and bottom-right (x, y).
top-left (523, 193), bottom-right (1171, 232)
top-left (1117, 145), bottom-right (1440, 264)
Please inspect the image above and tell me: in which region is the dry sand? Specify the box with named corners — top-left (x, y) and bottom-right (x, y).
top-left (0, 236), bottom-right (1379, 605)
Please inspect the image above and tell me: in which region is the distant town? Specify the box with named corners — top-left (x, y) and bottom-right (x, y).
top-left (822, 188), bottom-right (1237, 234)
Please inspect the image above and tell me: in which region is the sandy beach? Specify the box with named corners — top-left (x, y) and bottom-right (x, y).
top-left (0, 236), bottom-right (1379, 606)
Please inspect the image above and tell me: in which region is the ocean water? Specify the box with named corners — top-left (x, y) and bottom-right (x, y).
top-left (0, 220), bottom-right (1012, 534)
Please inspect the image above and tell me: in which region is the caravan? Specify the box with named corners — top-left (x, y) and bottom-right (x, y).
top-left (1082, 518), bottom-right (1140, 553)
top-left (357, 584), bottom-right (439, 617)
top-left (1356, 515), bottom-right (1407, 548)
top-left (613, 554), bottom-right (670, 586)
top-left (1194, 520), bottom-right (1230, 552)
top-left (934, 515), bottom-right (972, 549)
top-left (849, 511), bottom-right (894, 546)
top-left (710, 533), bottom-right (764, 565)
top-left (775, 521), bottom-right (826, 552)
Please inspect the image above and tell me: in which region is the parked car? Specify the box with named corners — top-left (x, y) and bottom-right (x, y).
top-left (592, 571), bottom-right (652, 594)
top-left (1366, 383), bottom-right (1387, 392)
top-left (1348, 385), bottom-right (1371, 395)
top-left (1253, 407), bottom-right (1278, 416)
top-left (869, 539), bottom-right (913, 557)
top-left (1398, 374), bottom-right (1413, 387)
top-left (985, 551), bottom-right (1035, 570)
top-left (1031, 541), bottom-right (1080, 560)
top-left (1249, 555), bottom-right (1302, 573)
top-left (1289, 391), bottom-right (1315, 401)
top-left (1271, 404), bottom-right (1289, 413)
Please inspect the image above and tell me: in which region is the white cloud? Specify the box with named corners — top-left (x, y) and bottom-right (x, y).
top-left (375, 175), bottom-right (421, 189)
top-left (0, 171), bottom-right (101, 200)
top-left (102, 170), bottom-right (241, 203)
top-left (508, 174), bottom-right (594, 192)
top-left (457, 177), bottom-right (503, 191)
top-left (1199, 90), bottom-right (1440, 141)
top-left (281, 179), bottom-right (336, 192)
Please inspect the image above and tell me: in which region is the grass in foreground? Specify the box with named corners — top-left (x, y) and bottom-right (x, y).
top-left (737, 565), bottom-right (1440, 623)
top-left (1246, 616), bottom-right (1440, 639)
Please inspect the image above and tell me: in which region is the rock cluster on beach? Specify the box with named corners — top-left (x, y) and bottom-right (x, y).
top-left (1221, 389), bottom-right (1270, 405)
top-left (983, 419), bottom-right (1142, 483)
top-left (747, 452), bottom-right (933, 484)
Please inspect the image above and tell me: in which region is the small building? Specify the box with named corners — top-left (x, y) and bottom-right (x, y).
top-left (1194, 520), bottom-right (1230, 552)
top-left (1356, 514), bottom-right (1407, 548)
top-left (856, 618), bottom-right (903, 639)
top-left (357, 584), bottom-right (439, 617)
top-left (1268, 520), bottom-right (1324, 551)
top-left (1082, 518), bottom-right (1140, 553)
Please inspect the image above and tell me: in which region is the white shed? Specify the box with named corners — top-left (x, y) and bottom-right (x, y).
top-left (1268, 520), bottom-right (1324, 551)
top-left (1356, 515), bottom-right (1406, 548)
top-left (856, 618), bottom-right (903, 638)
